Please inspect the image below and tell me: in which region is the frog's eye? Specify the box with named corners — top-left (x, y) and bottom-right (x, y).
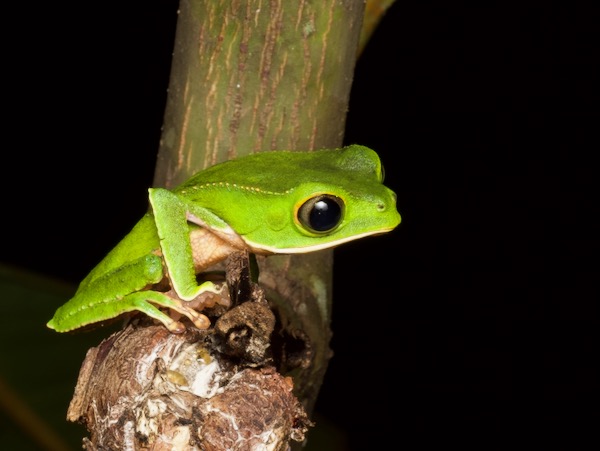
top-left (297, 194), bottom-right (344, 233)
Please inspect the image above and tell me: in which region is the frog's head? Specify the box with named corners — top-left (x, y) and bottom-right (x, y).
top-left (244, 181), bottom-right (400, 254)
top-left (218, 145), bottom-right (402, 254)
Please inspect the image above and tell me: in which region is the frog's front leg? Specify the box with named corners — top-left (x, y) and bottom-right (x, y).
top-left (148, 188), bottom-right (236, 300)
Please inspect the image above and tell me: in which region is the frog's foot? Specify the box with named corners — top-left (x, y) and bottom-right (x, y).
top-left (173, 282), bottom-right (231, 311)
top-left (124, 291), bottom-right (211, 333)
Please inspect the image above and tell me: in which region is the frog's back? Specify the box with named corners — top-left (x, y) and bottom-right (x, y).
top-left (175, 146), bottom-right (383, 195)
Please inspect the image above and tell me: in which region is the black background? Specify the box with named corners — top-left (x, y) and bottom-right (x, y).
top-left (3, 2), bottom-right (598, 450)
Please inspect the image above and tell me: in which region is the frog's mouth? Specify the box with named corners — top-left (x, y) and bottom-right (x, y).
top-left (244, 225), bottom-right (398, 255)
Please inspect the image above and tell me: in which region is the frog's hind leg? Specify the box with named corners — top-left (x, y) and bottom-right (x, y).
top-left (121, 291), bottom-right (211, 333)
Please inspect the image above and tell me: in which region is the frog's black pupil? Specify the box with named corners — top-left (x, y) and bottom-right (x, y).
top-left (310, 197), bottom-right (342, 232)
